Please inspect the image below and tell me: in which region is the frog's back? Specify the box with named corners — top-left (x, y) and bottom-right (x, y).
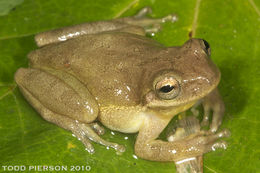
top-left (29, 32), bottom-right (165, 106)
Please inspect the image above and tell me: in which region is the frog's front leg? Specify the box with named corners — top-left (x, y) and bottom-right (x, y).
top-left (189, 89), bottom-right (225, 133)
top-left (14, 68), bottom-right (125, 153)
top-left (201, 88), bottom-right (225, 133)
top-left (135, 114), bottom-right (229, 161)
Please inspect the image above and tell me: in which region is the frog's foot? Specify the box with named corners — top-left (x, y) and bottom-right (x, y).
top-left (72, 121), bottom-right (125, 154)
top-left (186, 129), bottom-right (230, 154)
top-left (201, 89), bottom-right (225, 133)
top-left (189, 91), bottom-right (225, 133)
top-left (202, 104), bottom-right (224, 133)
top-left (120, 6), bottom-right (178, 35)
top-left (167, 116), bottom-right (230, 154)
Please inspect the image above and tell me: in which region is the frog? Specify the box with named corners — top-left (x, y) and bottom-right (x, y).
top-left (14, 7), bottom-right (229, 162)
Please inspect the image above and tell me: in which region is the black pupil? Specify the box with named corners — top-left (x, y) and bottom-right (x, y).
top-left (159, 85), bottom-right (174, 93)
top-left (202, 39), bottom-right (210, 50)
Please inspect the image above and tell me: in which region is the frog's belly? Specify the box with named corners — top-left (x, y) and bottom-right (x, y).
top-left (98, 105), bottom-right (146, 133)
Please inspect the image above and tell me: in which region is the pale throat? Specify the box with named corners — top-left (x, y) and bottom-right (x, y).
top-left (153, 101), bottom-right (197, 120)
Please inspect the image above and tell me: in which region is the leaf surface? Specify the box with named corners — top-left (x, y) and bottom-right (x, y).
top-left (0, 0), bottom-right (259, 172)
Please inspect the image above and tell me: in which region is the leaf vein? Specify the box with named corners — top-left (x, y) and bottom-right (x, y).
top-left (0, 33), bottom-right (34, 41)
top-left (11, 91), bottom-right (29, 164)
top-left (205, 165), bottom-right (220, 173)
top-left (249, 0), bottom-right (260, 17)
top-left (191, 0), bottom-right (202, 37)
top-left (113, 0), bottom-right (139, 18)
top-left (0, 85), bottom-right (16, 101)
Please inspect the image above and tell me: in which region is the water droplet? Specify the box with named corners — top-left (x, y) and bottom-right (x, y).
top-left (132, 155), bottom-right (138, 159)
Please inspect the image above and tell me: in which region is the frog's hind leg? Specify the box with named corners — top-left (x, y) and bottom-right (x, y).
top-left (35, 21), bottom-right (134, 47)
top-left (35, 7), bottom-right (177, 47)
top-left (15, 68), bottom-right (99, 123)
top-left (15, 68), bottom-right (125, 154)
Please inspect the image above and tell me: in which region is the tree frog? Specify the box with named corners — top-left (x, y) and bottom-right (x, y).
top-left (15, 7), bottom-right (229, 162)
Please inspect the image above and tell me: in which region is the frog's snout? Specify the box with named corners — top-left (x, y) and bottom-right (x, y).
top-left (182, 38), bottom-right (211, 57)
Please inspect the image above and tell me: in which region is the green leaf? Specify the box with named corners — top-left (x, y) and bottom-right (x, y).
top-left (0, 0), bottom-right (23, 16)
top-left (0, 0), bottom-right (259, 172)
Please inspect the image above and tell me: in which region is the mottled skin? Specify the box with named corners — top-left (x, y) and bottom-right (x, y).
top-left (15, 8), bottom-right (228, 162)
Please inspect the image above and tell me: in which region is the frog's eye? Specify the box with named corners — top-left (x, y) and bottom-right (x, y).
top-left (155, 77), bottom-right (180, 100)
top-left (202, 39), bottom-right (211, 56)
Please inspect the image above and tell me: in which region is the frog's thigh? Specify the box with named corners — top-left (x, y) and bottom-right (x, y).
top-left (15, 68), bottom-right (98, 123)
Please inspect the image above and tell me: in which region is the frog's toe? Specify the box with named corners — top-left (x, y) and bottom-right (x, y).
top-left (210, 124), bottom-right (219, 133)
top-left (190, 129), bottom-right (230, 153)
top-left (201, 104), bottom-right (210, 127)
top-left (201, 89), bottom-right (225, 133)
top-left (134, 6), bottom-right (152, 18)
top-left (190, 100), bottom-right (202, 117)
top-left (114, 144), bottom-right (126, 153)
top-left (74, 122), bottom-right (126, 153)
top-left (84, 142), bottom-right (95, 154)
top-left (143, 14), bottom-right (177, 35)
top-left (210, 111), bottom-right (225, 133)
top-left (215, 128), bottom-right (231, 138)
top-left (205, 128), bottom-right (230, 139)
top-left (89, 122), bottom-right (105, 135)
top-left (71, 129), bottom-right (95, 154)
top-left (161, 14), bottom-right (178, 23)
top-left (122, 7), bottom-right (178, 35)
top-left (201, 118), bottom-right (209, 127)
top-left (145, 23), bottom-right (161, 35)
top-left (191, 107), bottom-right (200, 117)
top-left (205, 140), bottom-right (228, 152)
